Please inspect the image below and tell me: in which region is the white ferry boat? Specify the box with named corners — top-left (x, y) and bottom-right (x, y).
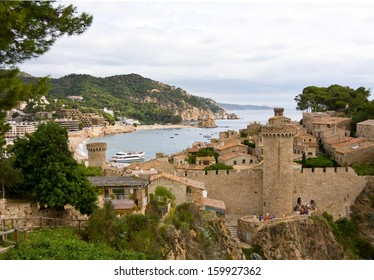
top-left (108, 151), bottom-right (145, 163)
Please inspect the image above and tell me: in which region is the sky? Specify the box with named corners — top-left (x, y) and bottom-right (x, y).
top-left (20, 0), bottom-right (374, 108)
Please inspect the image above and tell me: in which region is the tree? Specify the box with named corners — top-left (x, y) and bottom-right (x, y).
top-left (294, 85), bottom-right (371, 114)
top-left (0, 1), bottom-right (92, 144)
top-left (0, 148), bottom-right (23, 199)
top-left (10, 122), bottom-right (97, 214)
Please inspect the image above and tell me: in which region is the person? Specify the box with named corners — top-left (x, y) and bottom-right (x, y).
top-left (264, 212), bottom-right (270, 220)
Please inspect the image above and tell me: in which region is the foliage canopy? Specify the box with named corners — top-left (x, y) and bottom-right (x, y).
top-left (0, 1), bottom-right (92, 144)
top-left (294, 85), bottom-right (371, 113)
top-left (10, 122), bottom-right (97, 214)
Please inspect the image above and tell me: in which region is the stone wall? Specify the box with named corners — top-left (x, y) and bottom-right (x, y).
top-left (0, 200), bottom-right (39, 228)
top-left (183, 169), bottom-right (263, 215)
top-left (180, 167), bottom-right (367, 219)
top-left (293, 167), bottom-right (368, 219)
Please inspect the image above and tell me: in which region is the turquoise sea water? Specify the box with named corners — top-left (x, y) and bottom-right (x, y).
top-left (82, 109), bottom-right (302, 161)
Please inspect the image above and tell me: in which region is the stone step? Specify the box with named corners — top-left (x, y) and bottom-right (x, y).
top-left (226, 225), bottom-right (240, 242)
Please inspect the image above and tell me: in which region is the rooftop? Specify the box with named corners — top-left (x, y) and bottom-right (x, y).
top-left (335, 140), bottom-right (374, 155)
top-left (202, 197), bottom-right (226, 210)
top-left (357, 119), bottom-right (374, 126)
top-left (150, 172), bottom-right (205, 190)
top-left (219, 152), bottom-right (255, 161)
top-left (216, 142), bottom-right (247, 151)
top-left (330, 137), bottom-right (365, 149)
top-left (88, 176), bottom-right (149, 188)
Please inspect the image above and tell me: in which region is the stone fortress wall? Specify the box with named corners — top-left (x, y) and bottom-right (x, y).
top-left (293, 167), bottom-right (368, 218)
top-left (181, 169), bottom-right (264, 215)
top-left (180, 167), bottom-right (368, 219)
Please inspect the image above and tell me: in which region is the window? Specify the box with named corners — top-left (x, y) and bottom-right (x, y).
top-left (186, 186), bottom-right (192, 194)
top-left (233, 160), bottom-right (237, 165)
top-left (242, 159), bottom-right (246, 164)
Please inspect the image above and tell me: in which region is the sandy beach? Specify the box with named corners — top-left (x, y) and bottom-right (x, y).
top-left (68, 123), bottom-right (194, 161)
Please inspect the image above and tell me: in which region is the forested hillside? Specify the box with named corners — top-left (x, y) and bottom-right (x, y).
top-left (23, 73), bottom-right (227, 124)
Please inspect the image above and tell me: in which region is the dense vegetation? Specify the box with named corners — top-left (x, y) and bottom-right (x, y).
top-left (1, 201), bottom-right (233, 260)
top-left (204, 163), bottom-right (233, 171)
top-left (294, 85), bottom-right (374, 128)
top-left (295, 154), bottom-right (335, 168)
top-left (0, 228), bottom-right (142, 260)
top-left (321, 212), bottom-right (374, 259)
top-left (9, 122), bottom-right (97, 214)
top-left (22, 73), bottom-right (224, 125)
top-left (186, 147), bottom-right (218, 164)
top-left (351, 163), bottom-right (374, 176)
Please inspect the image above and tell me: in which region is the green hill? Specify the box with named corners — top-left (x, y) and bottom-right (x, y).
top-left (23, 73), bottom-right (227, 124)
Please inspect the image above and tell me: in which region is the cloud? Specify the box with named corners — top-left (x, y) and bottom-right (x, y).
top-left (20, 1), bottom-right (374, 107)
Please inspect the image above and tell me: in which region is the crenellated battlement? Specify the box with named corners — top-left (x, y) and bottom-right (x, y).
top-left (298, 166), bottom-right (354, 174)
top-left (261, 125), bottom-right (297, 137)
top-left (86, 142), bottom-right (107, 152)
top-left (175, 168), bottom-right (261, 177)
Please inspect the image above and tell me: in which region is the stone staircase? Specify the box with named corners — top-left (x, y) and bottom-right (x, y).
top-left (224, 214), bottom-right (242, 243)
top-left (226, 224), bottom-right (240, 243)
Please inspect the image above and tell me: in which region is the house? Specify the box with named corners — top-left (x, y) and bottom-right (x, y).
top-left (149, 172), bottom-right (205, 206)
top-left (334, 140), bottom-right (374, 165)
top-left (356, 119), bottom-right (374, 140)
top-left (293, 130), bottom-right (318, 158)
top-left (215, 142), bottom-right (248, 157)
top-left (302, 112), bottom-right (351, 138)
top-left (88, 176), bottom-right (149, 213)
top-left (196, 156), bottom-right (216, 166)
top-left (218, 152), bottom-right (257, 166)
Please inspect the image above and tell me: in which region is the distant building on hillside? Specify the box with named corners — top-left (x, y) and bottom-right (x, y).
top-left (356, 119), bottom-right (374, 140)
top-left (67, 96), bottom-right (83, 101)
top-left (4, 121), bottom-right (37, 139)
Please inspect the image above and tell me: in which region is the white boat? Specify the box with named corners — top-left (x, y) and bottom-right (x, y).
top-left (108, 151), bottom-right (145, 163)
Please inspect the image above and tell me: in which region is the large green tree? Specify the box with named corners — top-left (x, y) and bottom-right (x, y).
top-left (294, 85), bottom-right (371, 114)
top-left (10, 122), bottom-right (97, 214)
top-left (0, 1), bottom-right (92, 145)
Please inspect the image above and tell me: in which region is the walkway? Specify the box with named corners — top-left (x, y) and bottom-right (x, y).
top-left (224, 214), bottom-right (243, 243)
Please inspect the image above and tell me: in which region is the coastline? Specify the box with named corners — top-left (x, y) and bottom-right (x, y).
top-left (68, 123), bottom-right (194, 161)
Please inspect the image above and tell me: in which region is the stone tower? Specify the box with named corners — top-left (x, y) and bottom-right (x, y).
top-left (261, 108), bottom-right (297, 217)
top-left (86, 142), bottom-right (107, 169)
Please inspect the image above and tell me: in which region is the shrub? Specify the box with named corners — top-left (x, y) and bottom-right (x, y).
top-left (0, 228), bottom-right (142, 260)
top-left (204, 163), bottom-right (233, 171)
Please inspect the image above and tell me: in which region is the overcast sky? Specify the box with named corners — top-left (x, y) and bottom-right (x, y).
top-left (20, 0), bottom-right (374, 108)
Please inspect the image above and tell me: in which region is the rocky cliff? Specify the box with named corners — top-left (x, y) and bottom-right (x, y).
top-left (239, 215), bottom-right (348, 260)
top-left (165, 212), bottom-right (243, 260)
top-left (350, 177), bottom-right (374, 245)
top-left (256, 217), bottom-right (347, 259)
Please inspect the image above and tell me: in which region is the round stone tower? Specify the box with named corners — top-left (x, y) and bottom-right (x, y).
top-left (86, 142), bottom-right (107, 169)
top-left (260, 109), bottom-right (297, 218)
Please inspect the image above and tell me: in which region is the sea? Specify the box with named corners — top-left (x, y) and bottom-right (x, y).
top-left (81, 108), bottom-right (303, 161)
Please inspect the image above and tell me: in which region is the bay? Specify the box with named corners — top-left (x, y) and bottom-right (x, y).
top-left (83, 108), bottom-right (303, 161)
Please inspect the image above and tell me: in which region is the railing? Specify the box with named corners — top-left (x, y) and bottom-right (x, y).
top-left (0, 217), bottom-right (88, 254)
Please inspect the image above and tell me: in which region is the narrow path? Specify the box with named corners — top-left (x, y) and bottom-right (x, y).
top-left (224, 214), bottom-right (242, 243)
